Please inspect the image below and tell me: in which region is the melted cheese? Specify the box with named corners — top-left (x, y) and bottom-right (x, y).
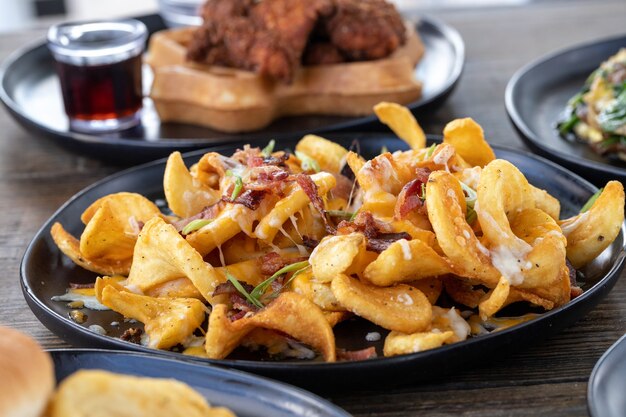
top-left (398, 239), bottom-right (412, 261)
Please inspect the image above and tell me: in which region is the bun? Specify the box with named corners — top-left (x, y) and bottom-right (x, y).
top-left (0, 326), bottom-right (55, 417)
top-left (146, 23), bottom-right (424, 133)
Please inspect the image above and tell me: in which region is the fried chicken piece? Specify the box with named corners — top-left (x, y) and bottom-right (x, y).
top-left (187, 0), bottom-right (333, 82)
top-left (323, 0), bottom-right (407, 61)
top-left (303, 42), bottom-right (346, 66)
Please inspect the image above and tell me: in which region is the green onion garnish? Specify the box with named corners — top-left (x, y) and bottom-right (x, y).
top-left (425, 143), bottom-right (437, 159)
top-left (466, 206), bottom-right (477, 224)
top-left (250, 260), bottom-right (309, 302)
top-left (225, 270), bottom-right (263, 309)
top-left (380, 145), bottom-right (389, 154)
top-left (225, 172), bottom-right (244, 201)
top-left (182, 219), bottom-right (212, 235)
top-left (261, 139), bottom-right (276, 157)
top-left (558, 113), bottom-right (580, 135)
top-left (459, 182), bottom-right (477, 208)
top-left (295, 151), bottom-right (321, 172)
top-left (580, 188), bottom-right (603, 213)
top-left (349, 210), bottom-right (359, 221)
top-left (327, 210), bottom-right (354, 219)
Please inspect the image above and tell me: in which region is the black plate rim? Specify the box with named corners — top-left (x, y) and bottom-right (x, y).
top-left (20, 133), bottom-right (626, 375)
top-left (0, 14), bottom-right (464, 150)
top-left (504, 33), bottom-right (626, 179)
top-left (587, 332), bottom-right (626, 417)
top-left (47, 347), bottom-right (352, 417)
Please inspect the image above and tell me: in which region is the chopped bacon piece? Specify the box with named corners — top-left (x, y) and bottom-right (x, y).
top-left (224, 189), bottom-right (267, 210)
top-left (260, 252), bottom-right (308, 275)
top-left (332, 173), bottom-right (355, 201)
top-left (256, 168), bottom-right (290, 184)
top-left (302, 235), bottom-right (319, 249)
top-left (337, 347), bottom-right (377, 361)
top-left (366, 232), bottom-right (411, 253)
top-left (296, 174), bottom-right (334, 233)
top-left (566, 258), bottom-right (584, 299)
top-left (173, 204), bottom-right (221, 232)
top-left (120, 327), bottom-right (143, 344)
top-left (394, 168), bottom-right (430, 219)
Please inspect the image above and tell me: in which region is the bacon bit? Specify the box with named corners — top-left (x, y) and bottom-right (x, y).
top-left (256, 168), bottom-right (290, 184)
top-left (395, 168), bottom-right (431, 219)
top-left (212, 281), bottom-right (240, 296)
top-left (566, 258), bottom-right (584, 299)
top-left (260, 252), bottom-right (308, 276)
top-left (120, 327), bottom-right (143, 344)
top-left (366, 233), bottom-right (411, 253)
top-left (173, 204), bottom-right (220, 232)
top-left (224, 189), bottom-right (267, 210)
top-left (332, 173), bottom-right (354, 201)
top-left (69, 282), bottom-right (95, 289)
top-left (302, 236), bottom-right (319, 249)
top-left (232, 145), bottom-right (261, 165)
top-left (337, 347), bottom-right (378, 361)
top-left (229, 309), bottom-right (250, 322)
top-left (296, 174), bottom-right (334, 233)
top-left (231, 293), bottom-right (257, 313)
top-left (128, 216), bottom-right (145, 235)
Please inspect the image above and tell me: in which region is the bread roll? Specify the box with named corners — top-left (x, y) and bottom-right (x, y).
top-left (0, 326), bottom-right (55, 417)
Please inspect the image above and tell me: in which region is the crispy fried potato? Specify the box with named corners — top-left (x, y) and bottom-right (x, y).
top-left (442, 276), bottom-right (486, 308)
top-left (478, 276), bottom-right (510, 319)
top-left (164, 151), bottom-right (221, 218)
top-left (310, 233), bottom-right (367, 283)
top-left (409, 277), bottom-right (443, 305)
top-left (101, 285), bottom-right (206, 349)
top-left (383, 305), bottom-right (470, 356)
top-left (49, 370), bottom-right (235, 417)
top-left (363, 238), bottom-right (451, 286)
top-left (51, 222), bottom-right (132, 276)
top-left (291, 268), bottom-right (345, 311)
top-left (442, 118), bottom-right (496, 167)
top-left (81, 192), bottom-right (160, 224)
top-left (255, 172), bottom-right (336, 243)
top-left (331, 274), bottom-right (431, 333)
top-left (125, 217), bottom-right (223, 303)
top-left (560, 181), bottom-right (625, 268)
top-left (417, 143), bottom-right (471, 173)
top-left (205, 292), bottom-right (336, 361)
top-left (426, 171), bottom-right (501, 286)
top-left (295, 134), bottom-right (348, 174)
top-left (374, 102), bottom-right (426, 149)
top-left (477, 160), bottom-right (566, 288)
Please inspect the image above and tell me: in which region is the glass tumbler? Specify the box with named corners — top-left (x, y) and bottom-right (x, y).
top-left (47, 19), bottom-right (148, 133)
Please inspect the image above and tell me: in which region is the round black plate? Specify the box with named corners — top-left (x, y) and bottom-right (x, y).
top-left (49, 348), bottom-right (350, 417)
top-left (0, 14), bottom-right (464, 164)
top-left (505, 34), bottom-right (626, 186)
top-left (588, 332), bottom-right (626, 417)
top-left (21, 133), bottom-right (626, 390)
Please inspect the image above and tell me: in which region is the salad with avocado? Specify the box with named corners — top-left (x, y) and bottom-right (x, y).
top-left (558, 48), bottom-right (626, 161)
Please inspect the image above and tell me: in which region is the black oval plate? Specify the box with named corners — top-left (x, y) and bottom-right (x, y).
top-left (49, 348), bottom-right (350, 417)
top-left (588, 333), bottom-right (626, 417)
top-left (21, 133), bottom-right (626, 390)
top-left (0, 14), bottom-right (463, 165)
top-left (505, 34), bottom-right (626, 187)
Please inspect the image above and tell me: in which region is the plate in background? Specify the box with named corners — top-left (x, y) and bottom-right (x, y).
top-left (505, 34), bottom-right (626, 186)
top-left (21, 133), bottom-right (626, 390)
top-left (49, 349), bottom-right (350, 417)
top-left (587, 333), bottom-right (626, 417)
top-left (0, 14), bottom-right (464, 164)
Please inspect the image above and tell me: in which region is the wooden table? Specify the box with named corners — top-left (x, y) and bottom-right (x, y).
top-left (1, 1), bottom-right (625, 415)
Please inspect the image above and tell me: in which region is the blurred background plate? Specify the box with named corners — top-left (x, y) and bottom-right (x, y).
top-left (22, 133), bottom-right (626, 390)
top-left (505, 34), bottom-right (626, 186)
top-left (50, 348), bottom-right (351, 417)
top-left (587, 333), bottom-right (626, 417)
top-left (0, 14), bottom-right (464, 164)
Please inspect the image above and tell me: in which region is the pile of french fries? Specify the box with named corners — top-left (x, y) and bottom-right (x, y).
top-left (51, 103), bottom-right (625, 362)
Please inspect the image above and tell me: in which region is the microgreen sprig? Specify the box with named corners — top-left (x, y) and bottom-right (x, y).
top-left (580, 188), bottom-right (603, 213)
top-left (225, 269), bottom-right (263, 309)
top-left (250, 260), bottom-right (309, 302)
top-left (295, 151), bottom-right (321, 172)
top-left (425, 143), bottom-right (437, 159)
top-left (182, 219), bottom-right (212, 235)
top-left (261, 139), bottom-right (276, 157)
top-left (226, 170), bottom-right (244, 200)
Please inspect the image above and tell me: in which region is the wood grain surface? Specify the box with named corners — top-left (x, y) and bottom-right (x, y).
top-left (1, 1), bottom-right (625, 416)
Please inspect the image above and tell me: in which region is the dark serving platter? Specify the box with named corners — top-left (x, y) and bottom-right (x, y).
top-left (505, 34), bottom-right (626, 186)
top-left (22, 133), bottom-right (626, 390)
top-left (0, 14), bottom-right (464, 164)
top-left (49, 349), bottom-right (350, 417)
top-left (588, 332), bottom-right (626, 417)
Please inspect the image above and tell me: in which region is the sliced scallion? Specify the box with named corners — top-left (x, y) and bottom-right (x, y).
top-left (261, 139), bottom-right (276, 157)
top-left (580, 188), bottom-right (603, 213)
top-left (295, 151), bottom-right (321, 172)
top-left (225, 270), bottom-right (263, 309)
top-left (250, 260), bottom-right (309, 301)
top-left (182, 219), bottom-right (212, 235)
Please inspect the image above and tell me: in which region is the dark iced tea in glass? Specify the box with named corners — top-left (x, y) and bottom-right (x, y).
top-left (48, 19), bottom-right (147, 132)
